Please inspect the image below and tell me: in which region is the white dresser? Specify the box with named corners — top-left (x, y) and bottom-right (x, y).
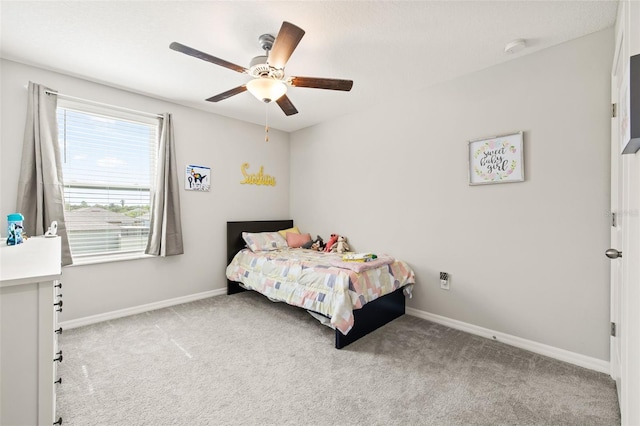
top-left (1, 236), bottom-right (63, 426)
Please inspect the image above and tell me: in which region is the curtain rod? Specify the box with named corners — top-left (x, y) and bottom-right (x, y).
top-left (43, 89), bottom-right (163, 119)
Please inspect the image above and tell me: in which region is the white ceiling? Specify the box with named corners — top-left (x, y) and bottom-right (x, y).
top-left (0, 1), bottom-right (618, 132)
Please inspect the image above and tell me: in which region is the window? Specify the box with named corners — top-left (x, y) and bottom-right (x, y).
top-left (57, 100), bottom-right (158, 263)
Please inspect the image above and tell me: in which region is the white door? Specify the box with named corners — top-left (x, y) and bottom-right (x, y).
top-left (616, 117), bottom-right (640, 426)
top-left (610, 2), bottom-right (640, 424)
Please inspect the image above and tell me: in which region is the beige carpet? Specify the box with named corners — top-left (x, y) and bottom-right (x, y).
top-left (57, 291), bottom-right (620, 425)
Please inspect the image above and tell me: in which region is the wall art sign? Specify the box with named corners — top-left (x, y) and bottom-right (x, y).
top-left (185, 165), bottom-right (210, 191)
top-left (468, 131), bottom-right (524, 185)
top-left (240, 162), bottom-right (276, 186)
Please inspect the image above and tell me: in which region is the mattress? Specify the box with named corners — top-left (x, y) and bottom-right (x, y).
top-left (226, 248), bottom-right (415, 334)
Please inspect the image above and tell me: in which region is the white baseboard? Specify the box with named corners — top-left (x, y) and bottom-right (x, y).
top-left (59, 288), bottom-right (226, 330)
top-left (406, 307), bottom-right (610, 375)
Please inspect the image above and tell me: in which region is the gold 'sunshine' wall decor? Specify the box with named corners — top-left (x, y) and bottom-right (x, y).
top-left (240, 163), bottom-right (276, 186)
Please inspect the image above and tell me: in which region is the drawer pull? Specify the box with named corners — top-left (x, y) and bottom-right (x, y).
top-left (54, 377), bottom-right (62, 385)
top-left (57, 293), bottom-right (63, 298)
top-left (54, 282), bottom-right (62, 289)
top-left (53, 351), bottom-right (63, 363)
top-left (55, 327), bottom-right (63, 334)
top-left (54, 300), bottom-right (63, 308)
top-left (53, 417), bottom-right (63, 425)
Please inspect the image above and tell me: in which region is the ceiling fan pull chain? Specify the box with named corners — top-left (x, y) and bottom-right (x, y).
top-left (265, 103), bottom-right (269, 142)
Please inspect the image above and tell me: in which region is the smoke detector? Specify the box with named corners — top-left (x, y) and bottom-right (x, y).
top-left (504, 39), bottom-right (526, 54)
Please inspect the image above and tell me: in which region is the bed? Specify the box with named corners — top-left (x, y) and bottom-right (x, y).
top-left (225, 220), bottom-right (415, 349)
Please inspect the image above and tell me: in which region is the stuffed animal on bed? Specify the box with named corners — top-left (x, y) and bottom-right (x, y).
top-left (332, 235), bottom-right (350, 254)
top-left (312, 235), bottom-right (325, 251)
top-left (324, 234), bottom-right (339, 252)
top-left (302, 235), bottom-right (324, 251)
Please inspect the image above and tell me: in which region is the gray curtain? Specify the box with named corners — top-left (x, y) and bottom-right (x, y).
top-left (16, 81), bottom-right (72, 265)
top-left (145, 113), bottom-right (184, 256)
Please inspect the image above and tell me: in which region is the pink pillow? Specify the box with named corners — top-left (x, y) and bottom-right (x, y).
top-left (286, 232), bottom-right (311, 248)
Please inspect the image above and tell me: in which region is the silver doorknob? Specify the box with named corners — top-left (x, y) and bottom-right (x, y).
top-left (605, 248), bottom-right (622, 259)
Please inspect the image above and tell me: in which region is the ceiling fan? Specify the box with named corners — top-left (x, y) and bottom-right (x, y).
top-left (169, 21), bottom-right (353, 116)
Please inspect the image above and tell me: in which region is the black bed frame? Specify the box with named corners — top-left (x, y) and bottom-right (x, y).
top-left (226, 220), bottom-right (406, 349)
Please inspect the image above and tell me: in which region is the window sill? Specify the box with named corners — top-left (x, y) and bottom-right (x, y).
top-left (66, 253), bottom-right (155, 267)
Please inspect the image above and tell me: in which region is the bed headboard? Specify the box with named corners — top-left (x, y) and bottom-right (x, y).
top-left (226, 220), bottom-right (293, 294)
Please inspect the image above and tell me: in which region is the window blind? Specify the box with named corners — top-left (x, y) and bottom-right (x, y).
top-left (57, 101), bottom-right (158, 261)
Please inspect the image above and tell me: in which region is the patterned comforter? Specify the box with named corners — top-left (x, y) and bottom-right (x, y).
top-left (225, 248), bottom-right (415, 335)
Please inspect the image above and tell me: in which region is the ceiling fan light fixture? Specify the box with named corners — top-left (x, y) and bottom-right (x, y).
top-left (170, 21), bottom-right (351, 116)
top-left (246, 78), bottom-right (287, 103)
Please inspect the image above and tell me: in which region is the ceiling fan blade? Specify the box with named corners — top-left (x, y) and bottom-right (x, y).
top-left (268, 22), bottom-right (305, 69)
top-left (289, 76), bottom-right (353, 91)
top-left (170, 42), bottom-right (248, 74)
top-left (206, 85), bottom-right (247, 102)
top-left (276, 95), bottom-right (299, 116)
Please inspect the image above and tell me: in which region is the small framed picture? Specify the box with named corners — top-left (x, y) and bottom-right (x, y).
top-left (185, 165), bottom-right (210, 191)
top-left (468, 131), bottom-right (524, 185)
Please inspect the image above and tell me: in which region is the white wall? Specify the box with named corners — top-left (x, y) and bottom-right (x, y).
top-left (0, 59), bottom-right (290, 321)
top-left (0, 28), bottom-right (615, 362)
top-left (290, 29), bottom-right (613, 361)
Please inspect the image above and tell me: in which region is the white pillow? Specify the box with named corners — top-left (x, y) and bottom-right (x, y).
top-left (242, 231), bottom-right (288, 252)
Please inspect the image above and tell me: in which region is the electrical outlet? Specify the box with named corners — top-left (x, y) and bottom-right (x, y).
top-left (440, 272), bottom-right (450, 290)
